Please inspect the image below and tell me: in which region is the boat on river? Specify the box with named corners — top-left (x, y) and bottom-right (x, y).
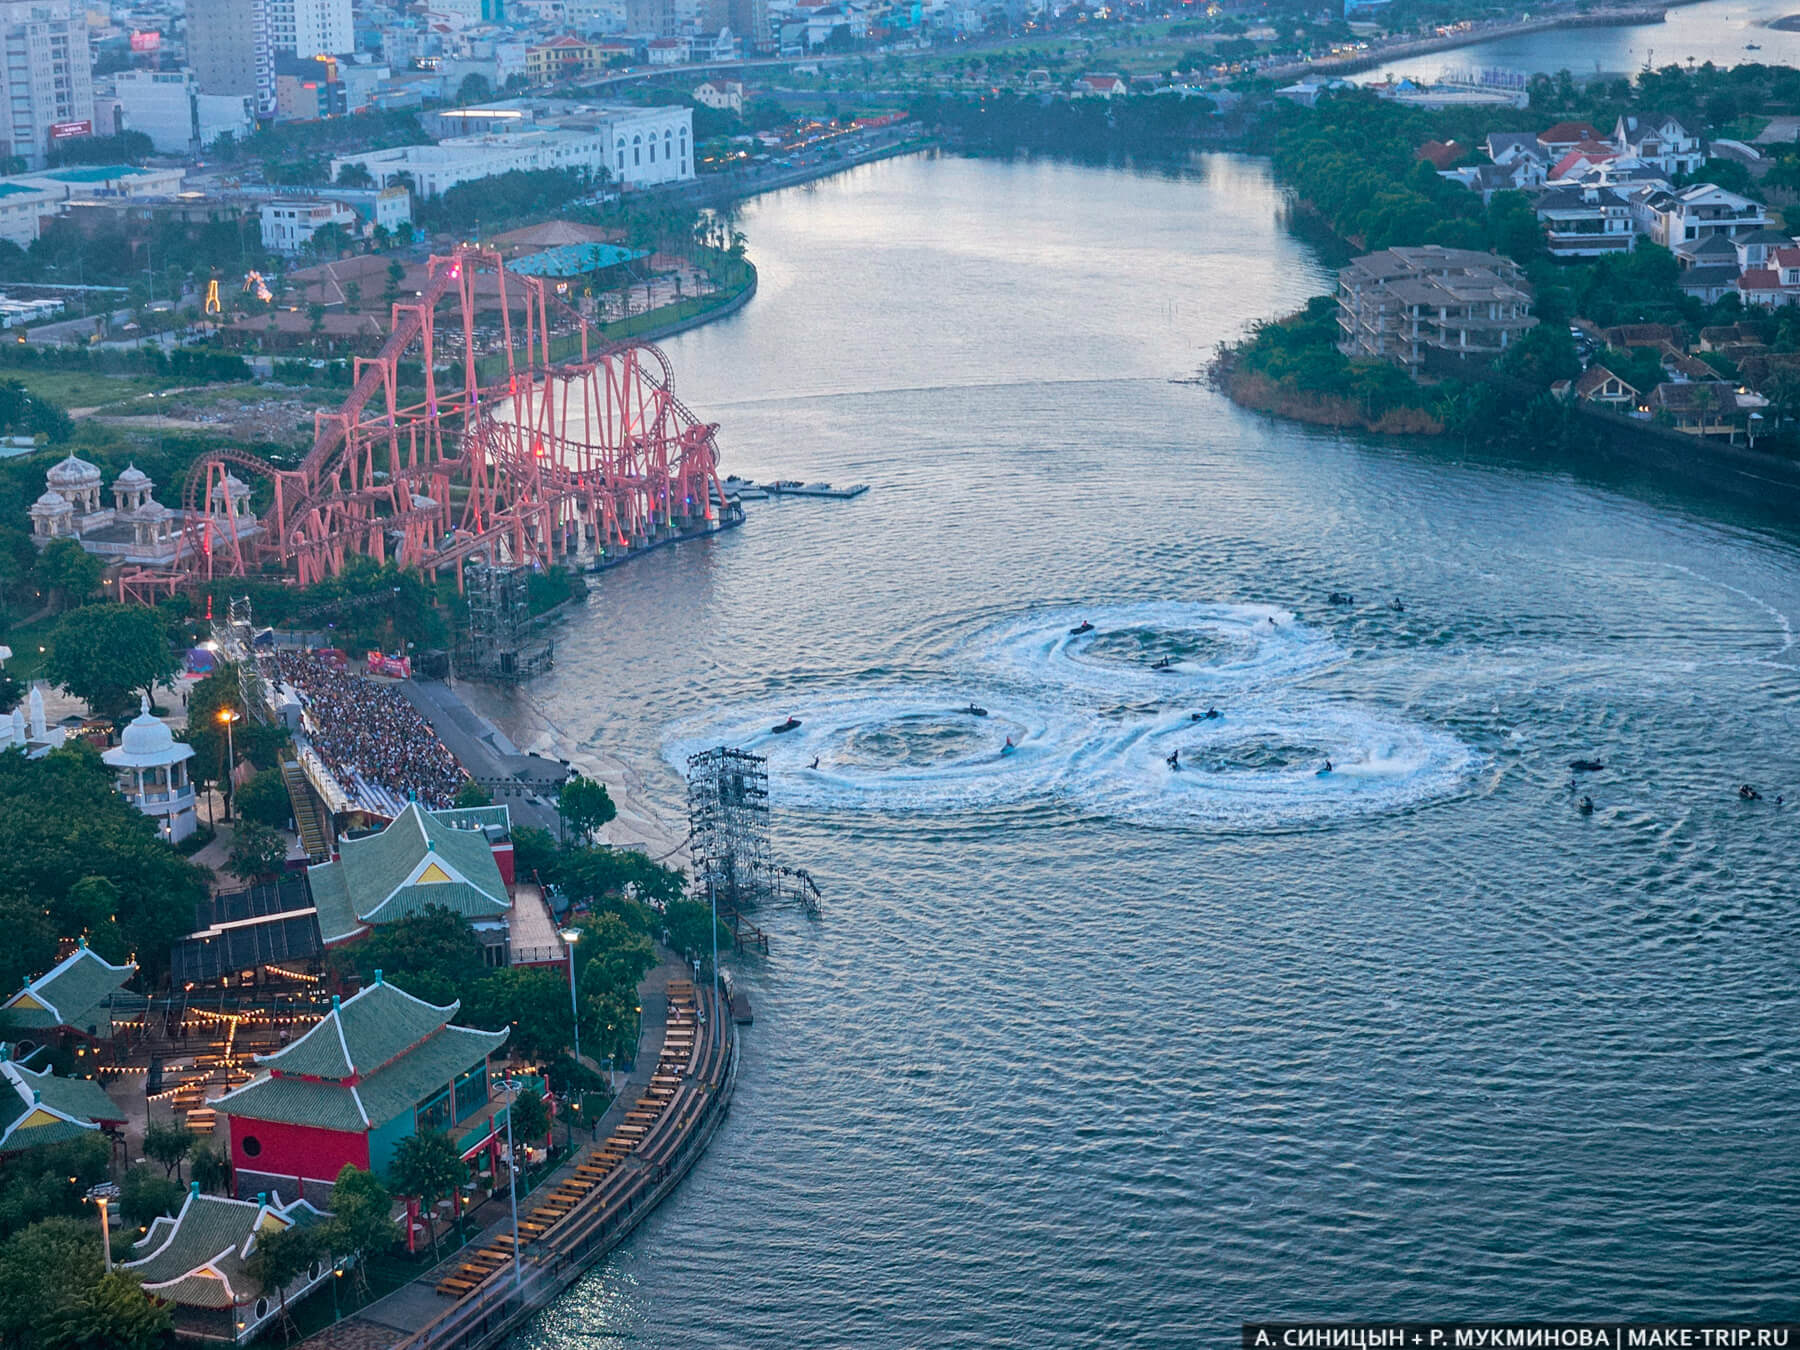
top-left (764, 480), bottom-right (869, 499)
top-left (771, 717), bottom-right (802, 734)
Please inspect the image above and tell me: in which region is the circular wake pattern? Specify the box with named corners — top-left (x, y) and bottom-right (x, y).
top-left (967, 601), bottom-right (1341, 697)
top-left (1077, 705), bottom-right (1482, 830)
top-left (663, 688), bottom-right (1085, 814)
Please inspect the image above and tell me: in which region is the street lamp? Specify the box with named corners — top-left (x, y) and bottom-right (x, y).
top-left (217, 708), bottom-right (238, 820)
top-left (559, 928), bottom-right (581, 1072)
top-left (85, 1182), bottom-right (119, 1270)
top-left (502, 1079), bottom-right (521, 1294)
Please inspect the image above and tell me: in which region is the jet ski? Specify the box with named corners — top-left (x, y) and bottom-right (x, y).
top-left (1069, 621), bottom-right (1094, 636)
top-left (1568, 759), bottom-right (1604, 773)
top-left (1166, 750), bottom-right (1181, 770)
top-left (963, 703), bottom-right (988, 717)
top-left (1000, 737), bottom-right (1016, 756)
top-left (771, 717), bottom-right (802, 734)
top-left (1327, 591), bottom-right (1354, 606)
top-left (1316, 759), bottom-right (1334, 776)
top-left (1151, 656), bottom-right (1176, 671)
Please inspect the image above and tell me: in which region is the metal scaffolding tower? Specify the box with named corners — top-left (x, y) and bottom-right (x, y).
top-left (457, 560), bottom-right (553, 682)
top-left (686, 746), bottom-right (775, 913)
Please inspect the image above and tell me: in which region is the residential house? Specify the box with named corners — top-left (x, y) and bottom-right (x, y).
top-left (1736, 267), bottom-right (1794, 308)
top-left (1442, 158), bottom-right (1544, 202)
top-left (1601, 323), bottom-right (1681, 350)
top-left (1647, 380), bottom-right (1746, 438)
top-left (524, 34), bottom-right (600, 83)
top-left (1485, 131), bottom-right (1542, 167)
top-left (1734, 228), bottom-right (1794, 271)
top-left (1572, 365), bottom-right (1641, 408)
top-left (1697, 323), bottom-right (1767, 352)
top-left (644, 35), bottom-right (685, 63)
top-left (209, 974), bottom-right (511, 1211)
top-left (1612, 113), bottom-right (1703, 177)
top-left (122, 1184), bottom-right (333, 1343)
top-left (1537, 120), bottom-right (1602, 158)
top-left (1076, 73), bottom-right (1127, 98)
top-left (0, 1044), bottom-right (124, 1155)
top-left (1534, 184), bottom-right (1636, 257)
top-left (1548, 141), bottom-right (1618, 182)
top-left (1416, 139), bottom-right (1463, 171)
top-left (1336, 245), bottom-right (1537, 375)
top-left (692, 78), bottom-right (744, 113)
top-left (1672, 231), bottom-right (1742, 302)
top-left (1635, 183), bottom-right (1770, 247)
top-left (259, 199), bottom-right (361, 255)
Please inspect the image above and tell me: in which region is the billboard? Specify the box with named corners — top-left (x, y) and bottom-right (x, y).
top-left (48, 120), bottom-right (92, 140)
top-left (129, 30), bottom-right (161, 51)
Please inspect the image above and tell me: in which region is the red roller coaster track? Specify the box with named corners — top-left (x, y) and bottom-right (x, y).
top-left (119, 245), bottom-right (726, 602)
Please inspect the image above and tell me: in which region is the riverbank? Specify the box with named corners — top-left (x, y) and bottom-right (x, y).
top-left (298, 970), bottom-right (736, 1350)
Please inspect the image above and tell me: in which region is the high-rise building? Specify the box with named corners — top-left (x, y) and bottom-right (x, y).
top-left (0, 0), bottom-right (94, 170)
top-left (728, 0), bottom-right (770, 53)
top-left (263, 0), bottom-right (351, 59)
top-left (188, 0), bottom-right (275, 115)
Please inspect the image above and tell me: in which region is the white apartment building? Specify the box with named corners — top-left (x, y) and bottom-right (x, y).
top-left (111, 69), bottom-right (254, 154)
top-left (1634, 183), bottom-right (1771, 248)
top-left (0, 161), bottom-right (186, 242)
top-left (264, 0), bottom-right (351, 57)
top-left (333, 103), bottom-right (692, 193)
top-left (0, 0), bottom-right (94, 170)
top-left (260, 196), bottom-right (360, 252)
top-left (0, 178), bottom-right (60, 244)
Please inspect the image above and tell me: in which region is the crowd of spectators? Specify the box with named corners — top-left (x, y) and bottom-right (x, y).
top-left (274, 651), bottom-right (465, 809)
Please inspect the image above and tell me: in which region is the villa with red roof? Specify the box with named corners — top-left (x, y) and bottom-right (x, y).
top-left (209, 974), bottom-right (509, 1214)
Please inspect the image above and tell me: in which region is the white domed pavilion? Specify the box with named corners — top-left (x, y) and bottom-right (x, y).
top-left (103, 694), bottom-right (197, 843)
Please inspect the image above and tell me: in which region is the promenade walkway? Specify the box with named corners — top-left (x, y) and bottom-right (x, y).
top-left (297, 957), bottom-right (734, 1350)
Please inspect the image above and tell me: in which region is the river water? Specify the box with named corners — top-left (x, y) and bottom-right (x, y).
top-left (1365, 0), bottom-right (1800, 83)
top-left (503, 152), bottom-right (1800, 1347)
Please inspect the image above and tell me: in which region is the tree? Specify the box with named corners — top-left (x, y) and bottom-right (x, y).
top-left (143, 1120), bottom-right (193, 1180)
top-left (119, 1164), bottom-right (185, 1227)
top-left (33, 539), bottom-right (101, 612)
top-left (242, 1221), bottom-right (323, 1345)
top-left (307, 303), bottom-right (326, 335)
top-left (336, 161), bottom-right (373, 187)
top-left (383, 260), bottom-right (406, 303)
top-left (664, 898), bottom-right (729, 965)
top-left (0, 1217), bottom-right (102, 1348)
top-left (40, 1270), bottom-right (172, 1350)
top-left (323, 1165), bottom-right (396, 1301)
top-left (457, 73), bottom-right (492, 105)
top-left (190, 1144), bottom-right (231, 1196)
top-left (227, 820), bottom-right (287, 880)
top-left (511, 825), bottom-right (557, 883)
top-left (343, 280), bottom-right (361, 313)
top-left (390, 1130), bottom-right (464, 1261)
top-left (510, 1088), bottom-right (550, 1146)
top-left (42, 603), bottom-right (177, 720)
top-left (453, 777), bottom-right (491, 808)
top-left (235, 768), bottom-right (293, 829)
top-left (330, 907), bottom-right (484, 1007)
top-left (463, 966), bottom-right (571, 1063)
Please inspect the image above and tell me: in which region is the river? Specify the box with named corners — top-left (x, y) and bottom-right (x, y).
top-left (497, 151), bottom-right (1800, 1347)
top-left (1361, 0), bottom-right (1800, 84)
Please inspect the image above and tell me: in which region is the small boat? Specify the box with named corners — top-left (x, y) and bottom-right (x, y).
top-left (963, 703), bottom-right (988, 717)
top-left (1151, 656), bottom-right (1176, 671)
top-left (1000, 737), bottom-right (1016, 756)
top-left (1569, 758), bottom-right (1605, 772)
top-left (1747, 41), bottom-right (1762, 49)
top-left (1327, 591), bottom-right (1354, 606)
top-left (771, 717), bottom-right (802, 734)
top-left (1190, 706), bottom-right (1221, 722)
top-left (1069, 621), bottom-right (1094, 636)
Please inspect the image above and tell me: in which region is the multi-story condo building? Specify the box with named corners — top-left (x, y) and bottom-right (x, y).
top-left (1633, 183), bottom-right (1772, 248)
top-left (188, 0), bottom-right (275, 114)
top-left (0, 0), bottom-right (93, 170)
top-left (1534, 184), bottom-right (1638, 258)
top-left (264, 0), bottom-right (351, 59)
top-left (1336, 246), bottom-right (1538, 376)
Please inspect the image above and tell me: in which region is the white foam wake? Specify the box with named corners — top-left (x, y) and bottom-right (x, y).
top-left (962, 601), bottom-right (1342, 699)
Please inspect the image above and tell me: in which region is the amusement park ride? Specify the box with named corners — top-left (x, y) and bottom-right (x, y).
top-left (117, 246), bottom-right (727, 603)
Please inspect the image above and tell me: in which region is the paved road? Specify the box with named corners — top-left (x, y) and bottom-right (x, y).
top-left (398, 678), bottom-right (569, 836)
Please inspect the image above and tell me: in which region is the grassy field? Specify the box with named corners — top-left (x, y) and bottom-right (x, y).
top-left (0, 368), bottom-right (175, 411)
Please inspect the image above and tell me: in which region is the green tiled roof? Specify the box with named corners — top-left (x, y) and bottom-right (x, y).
top-left (0, 1050), bottom-right (124, 1151)
top-left (357, 1024), bottom-right (506, 1127)
top-left (330, 803), bottom-right (509, 928)
top-left (3, 946), bottom-right (137, 1034)
top-left (259, 980), bottom-right (456, 1082)
top-left (126, 1190), bottom-right (327, 1309)
top-left (365, 881), bottom-right (510, 925)
top-left (308, 861), bottom-right (361, 945)
top-left (209, 1073), bottom-right (368, 1132)
top-left (213, 985), bottom-right (506, 1134)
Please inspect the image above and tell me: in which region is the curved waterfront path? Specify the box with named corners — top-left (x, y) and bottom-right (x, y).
top-left (298, 959), bottom-right (737, 1350)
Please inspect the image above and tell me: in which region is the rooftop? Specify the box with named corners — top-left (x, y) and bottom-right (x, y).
top-left (509, 242), bottom-right (648, 277)
top-left (2, 944), bottom-right (137, 1035)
